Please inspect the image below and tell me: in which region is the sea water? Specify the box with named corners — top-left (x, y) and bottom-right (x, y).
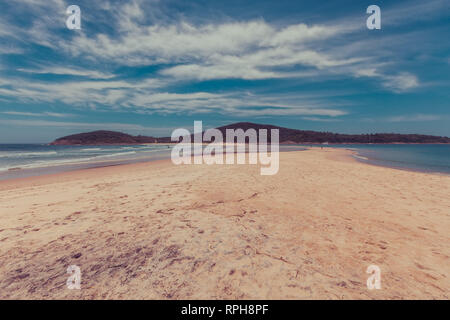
top-left (0, 143), bottom-right (449, 180)
top-left (0, 144), bottom-right (173, 180)
top-left (333, 144), bottom-right (450, 174)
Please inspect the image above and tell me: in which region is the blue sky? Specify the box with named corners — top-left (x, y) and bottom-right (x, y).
top-left (0, 0), bottom-right (449, 143)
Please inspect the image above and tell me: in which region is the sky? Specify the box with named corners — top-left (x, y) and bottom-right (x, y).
top-left (0, 0), bottom-right (449, 143)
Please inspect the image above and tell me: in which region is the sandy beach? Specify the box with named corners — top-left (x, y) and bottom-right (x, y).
top-left (0, 148), bottom-right (448, 299)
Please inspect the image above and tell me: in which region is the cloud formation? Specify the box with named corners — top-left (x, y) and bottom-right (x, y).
top-left (0, 0), bottom-right (447, 125)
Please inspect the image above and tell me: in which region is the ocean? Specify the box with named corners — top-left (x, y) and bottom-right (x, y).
top-left (0, 144), bottom-right (173, 180)
top-left (0, 144), bottom-right (449, 180)
top-left (331, 144), bottom-right (450, 174)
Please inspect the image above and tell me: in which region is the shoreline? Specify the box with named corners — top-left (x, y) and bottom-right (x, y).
top-left (343, 148), bottom-right (450, 177)
top-left (1, 145), bottom-right (448, 183)
top-left (0, 146), bottom-right (306, 182)
top-left (0, 158), bottom-right (173, 190)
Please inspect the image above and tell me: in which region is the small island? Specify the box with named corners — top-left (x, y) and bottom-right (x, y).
top-left (50, 122), bottom-right (450, 145)
top-left (50, 130), bottom-right (159, 145)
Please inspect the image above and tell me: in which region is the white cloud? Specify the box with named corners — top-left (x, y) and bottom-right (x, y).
top-left (230, 108), bottom-right (346, 117)
top-left (383, 73), bottom-right (419, 91)
top-left (0, 46), bottom-right (23, 55)
top-left (122, 89), bottom-right (348, 117)
top-left (301, 117), bottom-right (342, 122)
top-left (51, 8), bottom-right (417, 91)
top-left (161, 48), bottom-right (362, 80)
top-left (60, 18), bottom-right (358, 81)
top-left (0, 72), bottom-right (346, 117)
top-left (0, 118), bottom-right (180, 136)
top-left (0, 77), bottom-right (164, 106)
top-left (261, 24), bottom-right (343, 47)
top-left (387, 114), bottom-right (442, 122)
top-left (0, 0), bottom-right (435, 120)
top-left (0, 119), bottom-right (149, 131)
top-left (0, 1), bottom-right (67, 50)
top-left (355, 68), bottom-right (378, 77)
top-left (17, 67), bottom-right (115, 79)
top-left (381, 0), bottom-right (447, 27)
top-left (1, 111), bottom-right (73, 117)
top-left (62, 21), bottom-right (274, 64)
top-left (355, 68), bottom-right (419, 92)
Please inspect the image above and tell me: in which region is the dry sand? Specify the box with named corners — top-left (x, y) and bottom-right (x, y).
top-left (0, 148), bottom-right (449, 299)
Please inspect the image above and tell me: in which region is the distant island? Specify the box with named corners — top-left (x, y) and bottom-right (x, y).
top-left (50, 130), bottom-right (158, 145)
top-left (50, 122), bottom-right (450, 145)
